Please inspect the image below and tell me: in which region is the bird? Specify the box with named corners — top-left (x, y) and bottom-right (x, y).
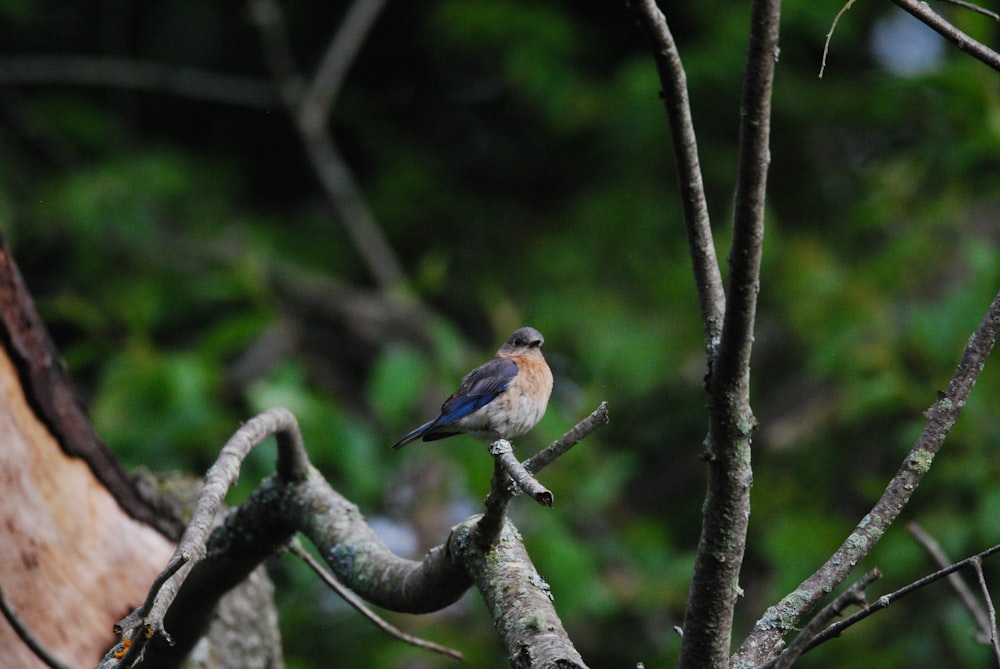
top-left (391, 326), bottom-right (553, 450)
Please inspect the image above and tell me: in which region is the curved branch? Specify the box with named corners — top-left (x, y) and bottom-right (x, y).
top-left (107, 408), bottom-right (306, 666)
top-left (290, 538), bottom-right (463, 662)
top-left (735, 287), bottom-right (1000, 666)
top-left (102, 404), bottom-right (603, 668)
top-left (102, 411), bottom-right (469, 668)
top-left (294, 466), bottom-right (472, 613)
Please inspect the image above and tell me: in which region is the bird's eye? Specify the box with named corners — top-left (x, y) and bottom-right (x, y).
top-left (513, 337), bottom-right (525, 347)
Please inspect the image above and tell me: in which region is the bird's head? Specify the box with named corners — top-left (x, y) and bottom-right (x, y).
top-left (499, 326), bottom-right (545, 356)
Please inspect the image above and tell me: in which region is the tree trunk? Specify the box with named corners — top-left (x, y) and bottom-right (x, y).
top-left (0, 234), bottom-right (205, 668)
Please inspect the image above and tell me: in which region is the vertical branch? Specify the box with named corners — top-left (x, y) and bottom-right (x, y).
top-left (630, 0), bottom-right (726, 346)
top-left (678, 1), bottom-right (781, 668)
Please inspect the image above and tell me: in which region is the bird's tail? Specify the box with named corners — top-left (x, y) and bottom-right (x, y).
top-left (390, 420), bottom-right (434, 450)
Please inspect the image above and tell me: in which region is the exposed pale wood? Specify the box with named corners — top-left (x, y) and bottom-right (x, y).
top-left (0, 345), bottom-right (175, 668)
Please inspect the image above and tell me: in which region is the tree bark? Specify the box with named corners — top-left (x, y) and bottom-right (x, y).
top-left (0, 232), bottom-right (283, 669)
top-left (0, 236), bottom-right (176, 667)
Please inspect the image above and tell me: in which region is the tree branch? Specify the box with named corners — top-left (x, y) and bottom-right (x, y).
top-left (490, 439), bottom-right (554, 507)
top-left (289, 538), bottom-right (463, 662)
top-left (0, 586), bottom-right (75, 669)
top-left (101, 404), bottom-right (603, 668)
top-left (248, 0), bottom-right (405, 291)
top-left (630, 0), bottom-right (726, 347)
top-left (759, 569), bottom-right (881, 669)
top-left (478, 403), bottom-right (610, 547)
top-left (908, 522), bottom-right (993, 644)
top-left (106, 408), bottom-right (307, 666)
top-left (735, 287), bottom-right (1000, 666)
top-left (454, 516), bottom-right (590, 669)
top-left (0, 56), bottom-right (276, 107)
top-left (798, 542), bottom-right (1000, 656)
top-left (523, 401), bottom-right (609, 474)
top-left (891, 0), bottom-right (1000, 72)
top-left (677, 0), bottom-right (781, 667)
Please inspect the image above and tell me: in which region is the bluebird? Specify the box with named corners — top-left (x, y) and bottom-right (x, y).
top-left (391, 326), bottom-right (553, 450)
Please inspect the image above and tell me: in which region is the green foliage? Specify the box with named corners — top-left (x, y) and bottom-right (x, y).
top-left (3, 1), bottom-right (1000, 668)
top-left (368, 343), bottom-right (432, 426)
top-left (91, 345), bottom-right (234, 470)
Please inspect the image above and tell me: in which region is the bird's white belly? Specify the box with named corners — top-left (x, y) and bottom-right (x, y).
top-left (454, 386), bottom-right (548, 442)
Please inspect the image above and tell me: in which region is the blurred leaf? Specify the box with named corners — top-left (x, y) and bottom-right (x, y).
top-left (368, 343), bottom-right (431, 426)
top-left (91, 345), bottom-right (233, 469)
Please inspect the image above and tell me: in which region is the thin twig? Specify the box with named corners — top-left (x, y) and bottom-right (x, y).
top-left (524, 401), bottom-right (609, 474)
top-left (971, 558), bottom-right (1000, 664)
top-left (938, 0), bottom-right (1000, 21)
top-left (113, 552), bottom-right (191, 634)
top-left (819, 0), bottom-right (1000, 75)
top-left (802, 542), bottom-right (1000, 653)
top-left (908, 522), bottom-right (992, 643)
top-left (819, 0), bottom-right (858, 78)
top-left (0, 586), bottom-right (75, 669)
top-left (891, 0), bottom-right (1000, 72)
top-left (761, 569), bottom-right (881, 669)
top-left (289, 538), bottom-right (463, 662)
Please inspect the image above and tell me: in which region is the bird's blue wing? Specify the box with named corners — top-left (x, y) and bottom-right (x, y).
top-left (435, 357), bottom-right (518, 425)
top-left (390, 357), bottom-right (518, 449)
